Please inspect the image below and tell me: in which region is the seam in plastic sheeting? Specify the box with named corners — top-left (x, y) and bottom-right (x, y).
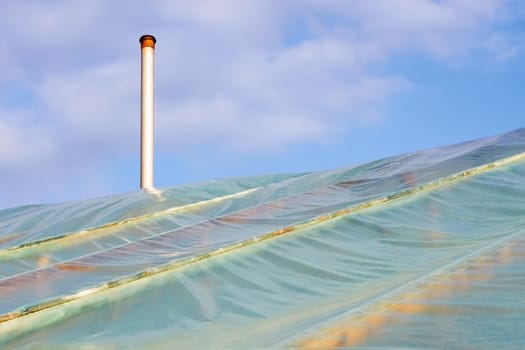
top-left (0, 188), bottom-right (260, 256)
top-left (0, 173), bottom-right (302, 250)
top-left (3, 130), bottom-right (523, 253)
top-left (2, 129), bottom-right (525, 348)
top-left (293, 226), bottom-right (525, 348)
top-left (1, 151), bottom-right (524, 331)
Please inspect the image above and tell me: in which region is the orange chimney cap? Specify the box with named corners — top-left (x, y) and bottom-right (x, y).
top-left (140, 35), bottom-right (157, 49)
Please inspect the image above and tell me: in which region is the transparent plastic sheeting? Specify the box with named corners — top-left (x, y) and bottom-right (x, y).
top-left (1, 129), bottom-right (525, 349)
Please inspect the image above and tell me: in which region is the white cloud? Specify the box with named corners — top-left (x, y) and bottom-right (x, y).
top-left (0, 108), bottom-right (57, 167)
top-left (36, 60), bottom-right (138, 148)
top-left (0, 107), bottom-right (111, 207)
top-left (0, 0), bottom-right (521, 208)
top-left (302, 0), bottom-right (509, 59)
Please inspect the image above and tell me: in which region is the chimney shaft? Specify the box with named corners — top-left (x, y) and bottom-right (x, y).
top-left (139, 35), bottom-right (156, 190)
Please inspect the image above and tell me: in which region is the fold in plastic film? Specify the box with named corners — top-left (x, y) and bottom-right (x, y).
top-left (1, 128), bottom-right (525, 349)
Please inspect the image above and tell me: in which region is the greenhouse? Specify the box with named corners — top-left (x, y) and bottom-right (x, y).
top-left (1, 128), bottom-right (524, 348)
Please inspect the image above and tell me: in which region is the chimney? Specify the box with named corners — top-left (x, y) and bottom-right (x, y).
top-left (139, 34), bottom-right (156, 190)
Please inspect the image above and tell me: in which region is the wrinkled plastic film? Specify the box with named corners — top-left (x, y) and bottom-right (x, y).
top-left (1, 129), bottom-right (525, 348)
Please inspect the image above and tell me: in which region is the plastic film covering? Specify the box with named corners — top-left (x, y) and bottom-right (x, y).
top-left (1, 128), bottom-right (525, 349)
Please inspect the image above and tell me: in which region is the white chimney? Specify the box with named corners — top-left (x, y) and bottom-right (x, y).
top-left (139, 34), bottom-right (156, 190)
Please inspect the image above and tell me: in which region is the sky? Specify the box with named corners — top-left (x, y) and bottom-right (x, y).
top-left (0, 0), bottom-right (524, 209)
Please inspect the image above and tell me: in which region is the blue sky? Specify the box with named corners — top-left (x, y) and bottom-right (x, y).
top-left (0, 0), bottom-right (524, 209)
